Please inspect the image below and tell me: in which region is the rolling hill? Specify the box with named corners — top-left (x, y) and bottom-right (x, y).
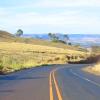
top-left (0, 30), bottom-right (15, 41)
top-left (0, 30), bottom-right (88, 74)
top-left (0, 30), bottom-right (86, 52)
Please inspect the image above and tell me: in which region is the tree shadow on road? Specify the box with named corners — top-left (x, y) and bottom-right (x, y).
top-left (0, 90), bottom-right (14, 93)
top-left (0, 75), bottom-right (47, 81)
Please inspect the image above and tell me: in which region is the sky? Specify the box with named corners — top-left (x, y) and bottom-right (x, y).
top-left (0, 0), bottom-right (100, 34)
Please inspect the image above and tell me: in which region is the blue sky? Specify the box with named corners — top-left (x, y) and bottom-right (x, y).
top-left (0, 0), bottom-right (100, 34)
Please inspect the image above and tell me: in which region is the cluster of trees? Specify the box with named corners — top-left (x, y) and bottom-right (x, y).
top-left (48, 33), bottom-right (71, 45)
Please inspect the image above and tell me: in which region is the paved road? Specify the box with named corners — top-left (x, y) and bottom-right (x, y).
top-left (0, 64), bottom-right (100, 100)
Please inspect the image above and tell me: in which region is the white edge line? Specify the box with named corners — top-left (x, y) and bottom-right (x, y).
top-left (70, 69), bottom-right (100, 87)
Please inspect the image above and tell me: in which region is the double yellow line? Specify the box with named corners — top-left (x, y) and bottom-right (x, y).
top-left (49, 68), bottom-right (63, 100)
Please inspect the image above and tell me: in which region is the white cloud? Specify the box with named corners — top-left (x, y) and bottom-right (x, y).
top-left (33, 0), bottom-right (100, 8)
top-left (0, 9), bottom-right (100, 30)
top-left (1, 0), bottom-right (100, 10)
top-left (0, 0), bottom-right (100, 33)
top-left (0, 11), bottom-right (98, 26)
top-left (0, 8), bottom-right (11, 16)
top-left (0, 9), bottom-right (100, 33)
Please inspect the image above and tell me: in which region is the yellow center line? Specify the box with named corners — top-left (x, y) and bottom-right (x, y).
top-left (50, 72), bottom-right (54, 100)
top-left (53, 71), bottom-right (63, 100)
top-left (49, 68), bottom-right (63, 100)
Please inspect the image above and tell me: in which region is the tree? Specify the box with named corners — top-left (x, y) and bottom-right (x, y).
top-left (48, 33), bottom-right (59, 42)
top-left (48, 33), bottom-right (52, 37)
top-left (68, 42), bottom-right (72, 45)
top-left (48, 33), bottom-right (52, 40)
top-left (63, 34), bottom-right (69, 44)
top-left (15, 29), bottom-right (23, 37)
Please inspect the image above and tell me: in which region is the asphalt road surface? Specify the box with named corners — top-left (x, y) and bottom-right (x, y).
top-left (0, 64), bottom-right (100, 100)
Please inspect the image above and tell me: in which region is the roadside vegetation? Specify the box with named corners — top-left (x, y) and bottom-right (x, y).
top-left (0, 30), bottom-right (87, 74)
top-left (83, 46), bottom-right (100, 75)
top-left (83, 63), bottom-right (100, 76)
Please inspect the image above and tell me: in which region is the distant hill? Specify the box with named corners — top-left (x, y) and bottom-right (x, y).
top-left (0, 30), bottom-right (88, 74)
top-left (0, 30), bottom-right (87, 52)
top-left (23, 34), bottom-right (100, 47)
top-left (0, 30), bottom-right (15, 41)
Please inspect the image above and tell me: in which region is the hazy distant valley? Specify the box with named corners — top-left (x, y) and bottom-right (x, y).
top-left (23, 34), bottom-right (100, 47)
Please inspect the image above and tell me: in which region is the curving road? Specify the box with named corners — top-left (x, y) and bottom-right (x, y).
top-left (0, 64), bottom-right (100, 100)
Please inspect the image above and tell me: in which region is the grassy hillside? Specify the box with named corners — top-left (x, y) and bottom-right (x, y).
top-left (83, 47), bottom-right (100, 75)
top-left (0, 31), bottom-right (87, 74)
top-left (0, 42), bottom-right (86, 73)
top-left (0, 30), bottom-right (86, 51)
top-left (0, 30), bottom-right (15, 41)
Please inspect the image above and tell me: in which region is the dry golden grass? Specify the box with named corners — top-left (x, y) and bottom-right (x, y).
top-left (0, 42), bottom-right (86, 73)
top-left (83, 63), bottom-right (100, 76)
top-left (0, 42), bottom-right (86, 55)
top-left (0, 30), bottom-right (88, 52)
top-left (0, 31), bottom-right (89, 74)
